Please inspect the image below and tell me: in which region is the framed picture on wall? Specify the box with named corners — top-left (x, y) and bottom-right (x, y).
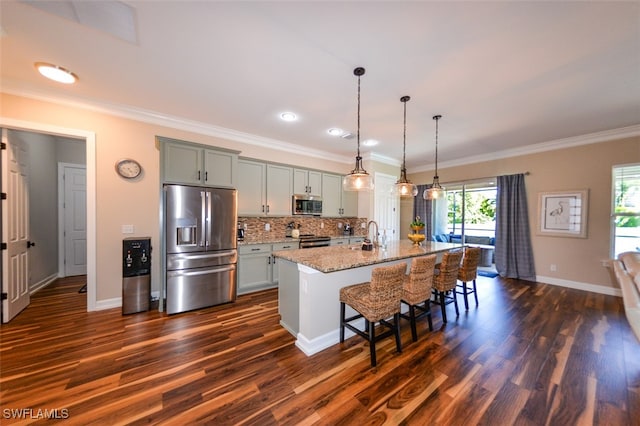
top-left (537, 190), bottom-right (589, 238)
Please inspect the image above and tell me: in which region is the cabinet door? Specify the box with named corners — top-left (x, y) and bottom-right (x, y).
top-left (293, 169), bottom-right (309, 194)
top-left (341, 188), bottom-right (358, 216)
top-left (238, 252), bottom-right (272, 294)
top-left (308, 171), bottom-right (322, 196)
top-left (204, 149), bottom-right (237, 188)
top-left (271, 242), bottom-right (296, 284)
top-left (164, 143), bottom-right (202, 184)
top-left (237, 159), bottom-right (266, 215)
top-left (321, 173), bottom-right (342, 217)
top-left (266, 164), bottom-right (293, 216)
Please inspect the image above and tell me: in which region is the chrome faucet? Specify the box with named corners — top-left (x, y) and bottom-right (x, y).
top-left (367, 220), bottom-right (379, 248)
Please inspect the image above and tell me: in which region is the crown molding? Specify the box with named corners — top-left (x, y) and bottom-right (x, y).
top-left (364, 152), bottom-right (401, 167)
top-left (2, 86), bottom-right (353, 164)
top-left (412, 124), bottom-right (640, 173)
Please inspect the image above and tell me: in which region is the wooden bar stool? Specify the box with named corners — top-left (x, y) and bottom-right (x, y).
top-left (457, 246), bottom-right (481, 310)
top-left (400, 255), bottom-right (437, 342)
top-left (432, 250), bottom-right (464, 324)
top-left (339, 263), bottom-right (407, 367)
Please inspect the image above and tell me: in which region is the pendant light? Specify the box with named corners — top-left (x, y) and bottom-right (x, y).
top-left (343, 67), bottom-right (374, 191)
top-left (423, 115), bottom-right (445, 200)
top-left (393, 96), bottom-right (418, 197)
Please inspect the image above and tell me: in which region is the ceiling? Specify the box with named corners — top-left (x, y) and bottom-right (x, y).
top-left (2, 1), bottom-right (639, 171)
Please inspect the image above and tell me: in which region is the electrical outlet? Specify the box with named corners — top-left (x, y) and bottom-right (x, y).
top-left (550, 264), bottom-right (557, 272)
top-left (265, 223), bottom-right (270, 231)
top-left (338, 222), bottom-right (343, 229)
top-left (361, 222), bottom-right (366, 229)
top-left (122, 224), bottom-right (134, 234)
top-left (320, 222), bottom-right (324, 229)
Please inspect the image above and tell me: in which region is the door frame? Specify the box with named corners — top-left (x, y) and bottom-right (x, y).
top-left (0, 118), bottom-right (97, 311)
top-left (58, 162), bottom-right (87, 277)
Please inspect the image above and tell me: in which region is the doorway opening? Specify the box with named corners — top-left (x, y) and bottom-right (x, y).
top-left (1, 118), bottom-right (96, 322)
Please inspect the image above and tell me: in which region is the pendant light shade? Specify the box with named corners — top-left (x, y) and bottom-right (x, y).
top-left (343, 67), bottom-right (374, 191)
top-left (393, 96), bottom-right (418, 197)
top-left (423, 115), bottom-right (445, 200)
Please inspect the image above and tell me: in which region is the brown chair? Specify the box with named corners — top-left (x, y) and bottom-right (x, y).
top-left (400, 255), bottom-right (437, 342)
top-left (339, 263), bottom-right (407, 367)
top-left (432, 250), bottom-right (464, 323)
top-left (456, 247), bottom-right (481, 310)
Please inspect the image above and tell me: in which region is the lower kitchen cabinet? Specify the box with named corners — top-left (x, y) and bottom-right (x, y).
top-left (238, 242), bottom-right (297, 295)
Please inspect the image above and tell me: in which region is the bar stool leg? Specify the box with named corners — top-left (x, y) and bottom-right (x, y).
top-left (473, 279), bottom-right (479, 306)
top-left (394, 313), bottom-right (402, 353)
top-left (339, 302), bottom-right (346, 342)
top-left (409, 305), bottom-right (418, 342)
top-left (463, 282), bottom-right (470, 311)
top-left (368, 320), bottom-right (377, 367)
top-left (439, 290), bottom-right (447, 323)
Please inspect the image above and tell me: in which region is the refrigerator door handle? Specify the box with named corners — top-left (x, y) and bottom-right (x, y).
top-left (170, 250), bottom-right (237, 261)
top-left (169, 265), bottom-right (235, 277)
top-left (200, 191), bottom-right (207, 247)
top-left (205, 191), bottom-right (212, 247)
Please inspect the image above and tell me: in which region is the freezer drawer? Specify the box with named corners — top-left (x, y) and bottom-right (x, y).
top-left (166, 264), bottom-right (236, 314)
top-left (166, 249), bottom-right (237, 271)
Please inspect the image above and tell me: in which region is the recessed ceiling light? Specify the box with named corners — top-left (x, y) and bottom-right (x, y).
top-left (35, 62), bottom-right (77, 84)
top-left (280, 112), bottom-right (297, 122)
top-left (327, 128), bottom-right (344, 136)
top-left (362, 139), bottom-right (379, 147)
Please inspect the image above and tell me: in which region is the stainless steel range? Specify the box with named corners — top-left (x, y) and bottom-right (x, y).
top-left (298, 234), bottom-right (331, 249)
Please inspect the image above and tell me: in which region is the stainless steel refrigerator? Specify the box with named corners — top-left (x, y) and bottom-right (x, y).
top-left (164, 184), bottom-right (237, 314)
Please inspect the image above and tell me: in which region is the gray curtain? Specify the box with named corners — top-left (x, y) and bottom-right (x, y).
top-left (495, 173), bottom-right (536, 281)
top-left (413, 184), bottom-right (433, 240)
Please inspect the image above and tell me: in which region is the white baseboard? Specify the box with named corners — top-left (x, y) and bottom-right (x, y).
top-left (536, 275), bottom-right (622, 297)
top-left (30, 273), bottom-right (59, 295)
top-left (94, 290), bottom-right (160, 311)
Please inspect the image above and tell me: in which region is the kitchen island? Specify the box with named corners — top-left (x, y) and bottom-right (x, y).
top-left (273, 240), bottom-right (463, 356)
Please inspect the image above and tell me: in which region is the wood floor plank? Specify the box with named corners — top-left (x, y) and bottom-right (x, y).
top-left (1, 275), bottom-right (638, 425)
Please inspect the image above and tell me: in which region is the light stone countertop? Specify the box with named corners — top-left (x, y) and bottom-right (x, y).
top-left (272, 240), bottom-right (464, 273)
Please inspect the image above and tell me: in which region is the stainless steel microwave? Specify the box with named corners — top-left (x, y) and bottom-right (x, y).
top-left (292, 194), bottom-right (322, 216)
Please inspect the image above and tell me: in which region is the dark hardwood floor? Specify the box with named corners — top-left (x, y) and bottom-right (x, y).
top-left (1, 274), bottom-right (638, 425)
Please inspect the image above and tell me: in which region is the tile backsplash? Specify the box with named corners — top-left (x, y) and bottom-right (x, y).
top-left (238, 216), bottom-right (368, 240)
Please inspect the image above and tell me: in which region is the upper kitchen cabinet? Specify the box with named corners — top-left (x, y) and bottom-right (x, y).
top-left (237, 159), bottom-right (293, 216)
top-left (161, 138), bottom-right (238, 187)
top-left (321, 173), bottom-right (358, 217)
top-left (293, 168), bottom-right (322, 196)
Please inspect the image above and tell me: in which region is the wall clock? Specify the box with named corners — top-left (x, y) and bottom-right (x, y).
top-left (115, 158), bottom-right (142, 179)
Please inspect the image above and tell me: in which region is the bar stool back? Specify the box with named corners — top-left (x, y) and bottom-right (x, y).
top-left (339, 262), bottom-right (407, 367)
top-left (400, 255), bottom-right (437, 342)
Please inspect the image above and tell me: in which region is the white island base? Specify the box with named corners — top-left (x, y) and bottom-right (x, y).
top-left (276, 241), bottom-right (461, 356)
top-left (278, 258), bottom-right (416, 356)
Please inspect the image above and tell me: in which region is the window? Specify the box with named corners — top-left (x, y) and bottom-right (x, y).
top-left (612, 164), bottom-right (640, 257)
top-left (440, 181), bottom-right (497, 240)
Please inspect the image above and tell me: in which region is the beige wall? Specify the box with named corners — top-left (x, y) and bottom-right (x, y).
top-left (2, 93), bottom-right (349, 304)
top-left (3, 92), bottom-right (637, 304)
top-left (406, 136), bottom-right (640, 290)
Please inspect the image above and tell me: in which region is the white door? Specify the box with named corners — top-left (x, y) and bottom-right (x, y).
top-left (1, 128), bottom-right (30, 322)
top-left (374, 173), bottom-right (400, 241)
top-left (64, 165), bottom-right (87, 276)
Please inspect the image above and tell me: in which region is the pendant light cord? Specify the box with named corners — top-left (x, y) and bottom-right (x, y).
top-left (402, 99), bottom-right (407, 174)
top-left (433, 115), bottom-right (441, 180)
top-left (356, 72), bottom-right (361, 159)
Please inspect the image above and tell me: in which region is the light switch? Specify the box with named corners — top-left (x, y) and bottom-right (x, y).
top-left (122, 224), bottom-right (134, 234)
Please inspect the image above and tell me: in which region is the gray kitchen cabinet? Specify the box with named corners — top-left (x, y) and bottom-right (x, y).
top-left (238, 242), bottom-right (297, 294)
top-left (349, 236), bottom-right (365, 244)
top-left (321, 173), bottom-right (358, 217)
top-left (237, 160), bottom-right (293, 216)
top-left (267, 164), bottom-right (294, 215)
top-left (238, 244), bottom-right (273, 295)
top-left (293, 168), bottom-right (322, 196)
top-left (271, 241), bottom-right (297, 284)
top-left (330, 238), bottom-right (348, 246)
top-left (237, 159), bottom-right (267, 215)
top-left (162, 139), bottom-right (237, 187)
